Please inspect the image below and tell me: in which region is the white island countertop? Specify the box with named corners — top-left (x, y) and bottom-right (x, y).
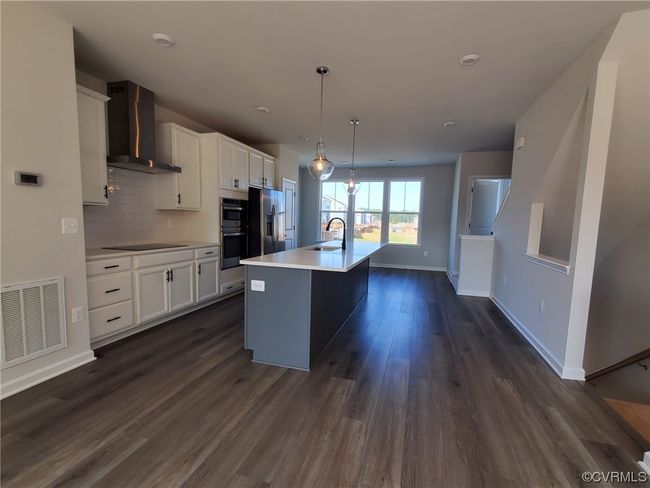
top-left (240, 241), bottom-right (384, 272)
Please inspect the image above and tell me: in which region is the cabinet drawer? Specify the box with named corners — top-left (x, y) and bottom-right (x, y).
top-left (87, 272), bottom-right (133, 309)
top-left (195, 247), bottom-right (219, 259)
top-left (221, 279), bottom-right (245, 294)
top-left (89, 300), bottom-right (134, 340)
top-left (133, 250), bottom-right (194, 269)
top-left (86, 256), bottom-right (132, 277)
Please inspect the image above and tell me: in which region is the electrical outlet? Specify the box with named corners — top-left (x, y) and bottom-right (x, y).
top-left (538, 299), bottom-right (545, 313)
top-left (71, 306), bottom-right (84, 323)
top-left (61, 218), bottom-right (78, 234)
top-left (251, 280), bottom-right (265, 292)
top-left (423, 250), bottom-right (429, 257)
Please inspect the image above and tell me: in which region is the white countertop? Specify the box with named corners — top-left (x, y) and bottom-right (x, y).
top-left (86, 241), bottom-right (219, 260)
top-left (240, 241), bottom-right (385, 272)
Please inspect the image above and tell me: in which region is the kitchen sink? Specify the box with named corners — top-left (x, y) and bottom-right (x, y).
top-left (307, 245), bottom-right (342, 252)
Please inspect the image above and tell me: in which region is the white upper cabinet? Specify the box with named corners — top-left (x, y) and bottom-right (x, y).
top-left (77, 85), bottom-right (110, 206)
top-left (263, 156), bottom-right (275, 189)
top-left (155, 123), bottom-right (201, 210)
top-left (219, 137), bottom-right (249, 192)
top-left (249, 151), bottom-right (264, 188)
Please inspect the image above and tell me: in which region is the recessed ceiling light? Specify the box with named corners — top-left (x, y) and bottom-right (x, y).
top-left (459, 54), bottom-right (480, 66)
top-left (298, 136), bottom-right (310, 142)
top-left (152, 33), bottom-right (175, 47)
top-left (255, 106), bottom-right (270, 113)
top-left (443, 121), bottom-right (457, 127)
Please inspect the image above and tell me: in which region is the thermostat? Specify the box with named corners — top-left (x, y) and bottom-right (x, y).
top-left (14, 171), bottom-right (42, 186)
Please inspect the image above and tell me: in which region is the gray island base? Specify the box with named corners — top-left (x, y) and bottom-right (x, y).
top-left (241, 241), bottom-right (383, 370)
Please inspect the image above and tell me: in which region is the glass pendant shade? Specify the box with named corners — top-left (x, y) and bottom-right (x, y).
top-left (345, 169), bottom-right (360, 195)
top-left (308, 140), bottom-right (334, 181)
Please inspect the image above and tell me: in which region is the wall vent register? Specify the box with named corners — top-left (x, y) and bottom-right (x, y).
top-left (0, 277), bottom-right (67, 368)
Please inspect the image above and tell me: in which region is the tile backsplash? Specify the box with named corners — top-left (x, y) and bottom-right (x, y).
top-left (83, 168), bottom-right (187, 248)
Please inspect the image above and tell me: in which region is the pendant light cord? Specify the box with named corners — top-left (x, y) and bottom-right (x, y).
top-left (351, 121), bottom-right (356, 170)
top-left (318, 73), bottom-right (324, 144)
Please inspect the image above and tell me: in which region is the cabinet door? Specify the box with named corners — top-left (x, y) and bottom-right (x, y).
top-left (77, 89), bottom-right (108, 206)
top-left (233, 145), bottom-right (249, 191)
top-left (249, 152), bottom-right (264, 188)
top-left (263, 157), bottom-right (275, 189)
top-left (219, 139), bottom-right (235, 191)
top-left (173, 128), bottom-right (201, 209)
top-left (169, 261), bottom-right (194, 312)
top-left (196, 258), bottom-right (219, 302)
top-left (134, 266), bottom-right (168, 323)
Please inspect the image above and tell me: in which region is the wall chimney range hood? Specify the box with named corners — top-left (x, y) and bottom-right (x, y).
top-left (106, 81), bottom-right (181, 174)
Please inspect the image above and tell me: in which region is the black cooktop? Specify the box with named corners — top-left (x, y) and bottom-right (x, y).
top-left (102, 243), bottom-right (190, 251)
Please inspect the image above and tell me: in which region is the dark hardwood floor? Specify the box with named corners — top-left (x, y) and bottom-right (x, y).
top-left (1, 269), bottom-right (646, 488)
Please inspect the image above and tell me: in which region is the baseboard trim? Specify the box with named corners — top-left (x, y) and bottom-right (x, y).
top-left (457, 288), bottom-right (490, 297)
top-left (0, 350), bottom-right (96, 399)
top-left (370, 263), bottom-right (447, 272)
top-left (489, 295), bottom-right (584, 380)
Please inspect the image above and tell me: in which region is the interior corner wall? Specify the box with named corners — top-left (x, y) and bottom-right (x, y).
top-left (448, 151), bottom-right (513, 276)
top-left (299, 165), bottom-right (454, 270)
top-left (583, 9), bottom-right (650, 374)
top-left (1, 4), bottom-right (95, 396)
top-left (490, 23), bottom-right (616, 378)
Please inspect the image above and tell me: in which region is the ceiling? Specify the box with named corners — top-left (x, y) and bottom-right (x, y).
top-left (37, 1), bottom-right (646, 167)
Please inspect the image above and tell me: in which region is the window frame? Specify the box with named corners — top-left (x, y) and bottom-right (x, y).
top-left (318, 176), bottom-right (424, 247)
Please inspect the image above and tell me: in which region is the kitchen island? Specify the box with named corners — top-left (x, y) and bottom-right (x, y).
top-left (240, 240), bottom-right (384, 370)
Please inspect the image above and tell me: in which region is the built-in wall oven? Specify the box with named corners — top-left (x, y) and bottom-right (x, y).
top-left (221, 198), bottom-right (248, 270)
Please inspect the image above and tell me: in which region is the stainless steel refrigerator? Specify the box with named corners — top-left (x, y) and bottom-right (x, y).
top-left (248, 187), bottom-right (286, 257)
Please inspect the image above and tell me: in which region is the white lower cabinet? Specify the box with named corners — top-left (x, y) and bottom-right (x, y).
top-left (196, 257), bottom-right (219, 302)
top-left (134, 265), bottom-right (169, 324)
top-left (169, 261), bottom-right (195, 312)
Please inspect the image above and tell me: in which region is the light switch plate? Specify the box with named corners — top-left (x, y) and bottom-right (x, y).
top-left (61, 218), bottom-right (78, 234)
top-left (71, 306), bottom-right (84, 323)
top-left (251, 280), bottom-right (265, 292)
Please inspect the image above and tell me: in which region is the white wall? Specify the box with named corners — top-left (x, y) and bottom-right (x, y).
top-left (583, 10), bottom-right (650, 374)
top-left (447, 151), bottom-right (513, 275)
top-left (299, 164), bottom-right (454, 270)
top-left (490, 21), bottom-right (619, 379)
top-left (1, 4), bottom-right (95, 396)
top-left (76, 70), bottom-right (215, 247)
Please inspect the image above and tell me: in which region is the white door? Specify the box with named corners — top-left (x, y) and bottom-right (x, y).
top-left (282, 178), bottom-right (297, 249)
top-left (77, 89), bottom-right (108, 205)
top-left (169, 261), bottom-right (194, 312)
top-left (263, 157), bottom-right (275, 188)
top-left (469, 179), bottom-right (500, 235)
top-left (134, 265), bottom-right (169, 323)
top-left (173, 128), bottom-right (201, 209)
top-left (196, 258), bottom-right (219, 302)
top-left (219, 139), bottom-right (235, 191)
top-left (249, 152), bottom-right (263, 188)
top-left (233, 145), bottom-right (249, 191)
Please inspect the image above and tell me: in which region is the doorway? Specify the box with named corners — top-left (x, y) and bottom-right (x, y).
top-left (468, 178), bottom-right (511, 235)
top-left (282, 178), bottom-right (297, 249)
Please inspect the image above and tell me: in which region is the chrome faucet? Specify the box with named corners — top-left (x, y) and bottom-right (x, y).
top-left (325, 217), bottom-right (346, 250)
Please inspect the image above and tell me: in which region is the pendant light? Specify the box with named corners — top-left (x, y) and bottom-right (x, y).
top-left (344, 119), bottom-right (361, 195)
top-left (308, 66), bottom-right (335, 181)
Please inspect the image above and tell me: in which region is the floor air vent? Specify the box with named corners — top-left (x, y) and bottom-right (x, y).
top-left (1, 277), bottom-right (67, 368)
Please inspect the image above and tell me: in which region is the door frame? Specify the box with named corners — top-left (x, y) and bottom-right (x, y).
top-left (465, 174), bottom-right (511, 235)
top-left (282, 177), bottom-right (297, 249)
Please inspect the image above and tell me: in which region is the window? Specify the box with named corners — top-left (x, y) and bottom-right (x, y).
top-left (320, 181), bottom-right (347, 241)
top-left (388, 181), bottom-right (421, 245)
top-left (353, 181), bottom-right (384, 242)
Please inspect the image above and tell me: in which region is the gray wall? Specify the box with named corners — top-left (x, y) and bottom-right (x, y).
top-left (583, 10), bottom-right (650, 374)
top-left (299, 164), bottom-right (454, 270)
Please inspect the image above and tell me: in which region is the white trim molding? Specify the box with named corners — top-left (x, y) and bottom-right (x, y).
top-left (369, 262), bottom-right (446, 272)
top-left (490, 295), bottom-right (585, 380)
top-left (0, 350), bottom-right (96, 399)
top-left (523, 253), bottom-right (571, 275)
top-left (458, 289), bottom-right (490, 297)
